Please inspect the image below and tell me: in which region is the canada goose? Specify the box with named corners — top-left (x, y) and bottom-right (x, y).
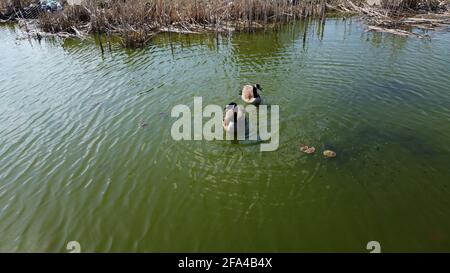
top-left (241, 84), bottom-right (263, 106)
top-left (223, 102), bottom-right (245, 134)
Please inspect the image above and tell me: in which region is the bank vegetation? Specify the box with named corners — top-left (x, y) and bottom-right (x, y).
top-left (1, 0), bottom-right (449, 47)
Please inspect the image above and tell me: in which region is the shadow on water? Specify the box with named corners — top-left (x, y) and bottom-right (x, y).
top-left (321, 125), bottom-right (443, 166)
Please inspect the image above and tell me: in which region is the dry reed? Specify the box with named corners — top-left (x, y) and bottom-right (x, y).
top-left (4, 0), bottom-right (447, 47)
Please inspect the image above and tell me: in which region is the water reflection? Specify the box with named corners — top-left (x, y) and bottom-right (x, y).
top-left (1, 18), bottom-right (449, 252)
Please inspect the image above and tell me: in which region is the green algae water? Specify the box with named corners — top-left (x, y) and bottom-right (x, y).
top-left (0, 19), bottom-right (449, 252)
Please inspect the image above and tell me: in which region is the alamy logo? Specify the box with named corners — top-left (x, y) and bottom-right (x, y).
top-left (170, 97), bottom-right (279, 152)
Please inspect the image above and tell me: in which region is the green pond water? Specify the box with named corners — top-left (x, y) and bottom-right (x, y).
top-left (0, 19), bottom-right (449, 252)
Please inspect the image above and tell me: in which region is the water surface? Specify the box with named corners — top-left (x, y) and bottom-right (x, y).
top-left (0, 19), bottom-right (449, 252)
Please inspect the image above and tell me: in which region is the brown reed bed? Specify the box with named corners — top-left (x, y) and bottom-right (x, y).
top-left (1, 0), bottom-right (33, 21)
top-left (4, 0), bottom-right (449, 47)
top-left (35, 0), bottom-right (336, 47)
top-left (1, 0), bottom-right (34, 9)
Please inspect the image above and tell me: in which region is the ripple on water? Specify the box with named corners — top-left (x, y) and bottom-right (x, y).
top-left (0, 20), bottom-right (450, 252)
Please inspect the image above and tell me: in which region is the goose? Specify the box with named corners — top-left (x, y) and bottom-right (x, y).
top-left (223, 102), bottom-right (245, 134)
top-left (241, 84), bottom-right (263, 106)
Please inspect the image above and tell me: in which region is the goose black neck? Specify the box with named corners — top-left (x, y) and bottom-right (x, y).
top-left (233, 112), bottom-right (238, 139)
top-left (252, 86), bottom-right (260, 98)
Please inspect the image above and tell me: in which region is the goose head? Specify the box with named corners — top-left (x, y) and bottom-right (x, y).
top-left (225, 102), bottom-right (237, 110)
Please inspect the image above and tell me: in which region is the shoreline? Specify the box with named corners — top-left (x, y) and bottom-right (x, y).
top-left (2, 0), bottom-right (450, 47)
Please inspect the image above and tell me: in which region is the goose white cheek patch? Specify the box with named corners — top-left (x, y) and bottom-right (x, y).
top-left (170, 97), bottom-right (280, 152)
